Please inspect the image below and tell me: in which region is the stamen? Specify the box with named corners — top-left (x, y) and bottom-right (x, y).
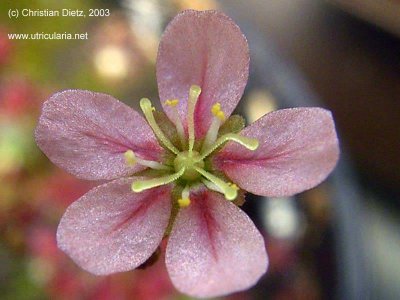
top-left (131, 167), bottom-right (185, 192)
top-left (178, 198), bottom-right (190, 207)
top-left (211, 103), bottom-right (226, 122)
top-left (199, 133), bottom-right (259, 160)
top-left (123, 150), bottom-right (169, 170)
top-left (124, 150), bottom-right (136, 166)
top-left (194, 167), bottom-right (237, 200)
top-left (201, 102), bottom-right (225, 152)
top-left (140, 98), bottom-right (179, 154)
top-left (178, 185), bottom-right (191, 207)
top-left (187, 85), bottom-right (201, 153)
top-left (165, 99), bottom-right (185, 149)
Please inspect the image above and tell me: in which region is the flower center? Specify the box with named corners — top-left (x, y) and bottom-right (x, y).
top-left (126, 85), bottom-right (259, 207)
top-left (174, 151), bottom-right (204, 181)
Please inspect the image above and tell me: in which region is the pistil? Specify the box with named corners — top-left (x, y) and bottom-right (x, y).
top-left (194, 167), bottom-right (238, 200)
top-left (140, 98), bottom-right (179, 155)
top-left (199, 133), bottom-right (259, 161)
top-left (201, 178), bottom-right (223, 193)
top-left (131, 167), bottom-right (185, 192)
top-left (132, 85), bottom-right (260, 204)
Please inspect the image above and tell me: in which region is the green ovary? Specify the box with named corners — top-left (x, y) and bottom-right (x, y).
top-left (174, 151), bottom-right (204, 181)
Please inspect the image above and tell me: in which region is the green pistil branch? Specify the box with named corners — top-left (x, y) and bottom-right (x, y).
top-left (199, 133), bottom-right (259, 161)
top-left (194, 167), bottom-right (238, 200)
top-left (131, 167), bottom-right (185, 192)
top-left (140, 98), bottom-right (180, 155)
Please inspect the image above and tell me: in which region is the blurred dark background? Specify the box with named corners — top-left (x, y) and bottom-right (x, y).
top-left (224, 0), bottom-right (400, 195)
top-left (228, 1), bottom-right (400, 299)
top-left (1, 0), bottom-right (399, 299)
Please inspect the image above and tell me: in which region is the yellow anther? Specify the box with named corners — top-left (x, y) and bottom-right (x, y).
top-left (124, 150), bottom-right (136, 166)
top-left (229, 183), bottom-right (239, 190)
top-left (211, 103), bottom-right (221, 114)
top-left (178, 185), bottom-right (191, 207)
top-left (165, 99), bottom-right (179, 107)
top-left (216, 111), bottom-right (225, 121)
top-left (211, 102), bottom-right (226, 121)
top-left (178, 197), bottom-right (191, 207)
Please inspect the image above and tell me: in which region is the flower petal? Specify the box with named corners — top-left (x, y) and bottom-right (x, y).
top-left (35, 90), bottom-right (163, 180)
top-left (214, 108), bottom-right (340, 197)
top-left (57, 178), bottom-right (172, 275)
top-left (166, 187), bottom-right (267, 298)
top-left (157, 10), bottom-right (249, 138)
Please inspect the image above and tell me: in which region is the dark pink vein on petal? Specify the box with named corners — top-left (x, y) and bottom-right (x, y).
top-left (82, 131), bottom-right (160, 160)
top-left (59, 93), bottom-right (161, 161)
top-left (110, 188), bottom-right (170, 234)
top-left (215, 150), bottom-right (291, 168)
top-left (218, 141), bottom-right (331, 168)
top-left (192, 191), bottom-right (220, 261)
top-left (194, 49), bottom-right (209, 137)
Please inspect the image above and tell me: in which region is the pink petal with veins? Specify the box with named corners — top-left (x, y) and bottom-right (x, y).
top-left (157, 10), bottom-right (249, 138)
top-left (214, 108), bottom-right (339, 197)
top-left (166, 187), bottom-right (267, 298)
top-left (57, 178), bottom-right (172, 275)
top-left (35, 90), bottom-right (163, 180)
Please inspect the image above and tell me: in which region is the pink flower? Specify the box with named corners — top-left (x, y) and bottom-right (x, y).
top-left (35, 10), bottom-right (339, 298)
